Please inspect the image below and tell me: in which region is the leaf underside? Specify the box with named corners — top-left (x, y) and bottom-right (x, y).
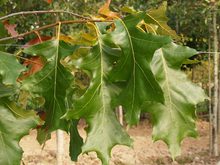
top-left (145, 43), bottom-right (207, 158)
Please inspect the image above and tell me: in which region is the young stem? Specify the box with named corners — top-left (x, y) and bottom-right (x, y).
top-left (0, 10), bottom-right (90, 21)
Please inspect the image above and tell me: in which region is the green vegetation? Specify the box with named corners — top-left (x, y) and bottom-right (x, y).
top-left (0, 0), bottom-right (218, 164)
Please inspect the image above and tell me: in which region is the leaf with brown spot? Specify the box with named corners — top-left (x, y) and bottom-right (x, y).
top-left (19, 36), bottom-right (51, 80)
top-left (18, 56), bottom-right (44, 81)
top-left (21, 40), bottom-right (78, 132)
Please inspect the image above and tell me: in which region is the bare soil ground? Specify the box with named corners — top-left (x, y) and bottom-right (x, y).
top-left (20, 120), bottom-right (220, 165)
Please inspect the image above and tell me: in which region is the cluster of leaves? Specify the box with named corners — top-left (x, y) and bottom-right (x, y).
top-left (0, 2), bottom-right (207, 165)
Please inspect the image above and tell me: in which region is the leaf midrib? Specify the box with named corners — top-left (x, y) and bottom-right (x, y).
top-left (95, 24), bottom-right (108, 129)
top-left (119, 19), bottom-right (136, 112)
top-left (160, 51), bottom-right (191, 127)
top-left (146, 13), bottom-right (171, 35)
top-left (49, 40), bottom-right (59, 129)
top-left (160, 50), bottom-right (174, 122)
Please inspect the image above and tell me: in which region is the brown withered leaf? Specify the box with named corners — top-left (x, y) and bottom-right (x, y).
top-left (3, 20), bottom-right (22, 39)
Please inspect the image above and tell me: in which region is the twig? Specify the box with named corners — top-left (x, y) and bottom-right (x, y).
top-left (0, 10), bottom-right (90, 21)
top-left (0, 19), bottom-right (112, 42)
top-left (34, 31), bottom-right (42, 43)
top-left (198, 52), bottom-right (220, 54)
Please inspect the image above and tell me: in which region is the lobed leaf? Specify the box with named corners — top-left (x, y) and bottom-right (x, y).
top-left (145, 43), bottom-right (207, 158)
top-left (64, 24), bottom-right (132, 165)
top-left (0, 4), bottom-right (208, 165)
top-left (21, 40), bottom-right (78, 132)
top-left (103, 14), bottom-right (171, 125)
top-left (144, 2), bottom-right (179, 40)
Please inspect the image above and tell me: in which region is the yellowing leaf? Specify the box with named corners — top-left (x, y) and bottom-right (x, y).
top-left (60, 24), bottom-right (97, 46)
top-left (121, 6), bottom-right (137, 14)
top-left (98, 0), bottom-right (119, 19)
top-left (144, 2), bottom-right (180, 40)
top-left (59, 35), bottom-right (76, 44)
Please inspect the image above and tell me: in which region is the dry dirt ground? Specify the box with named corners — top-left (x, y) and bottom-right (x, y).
top-left (20, 120), bottom-right (220, 165)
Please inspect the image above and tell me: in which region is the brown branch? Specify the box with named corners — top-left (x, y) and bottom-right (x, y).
top-left (0, 19), bottom-right (112, 42)
top-left (0, 10), bottom-right (90, 21)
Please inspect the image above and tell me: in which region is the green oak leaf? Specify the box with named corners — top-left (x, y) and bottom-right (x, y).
top-left (104, 16), bottom-right (171, 125)
top-left (69, 120), bottom-right (83, 161)
top-left (36, 127), bottom-right (51, 145)
top-left (0, 98), bottom-right (39, 165)
top-left (0, 51), bottom-right (25, 85)
top-left (144, 2), bottom-right (179, 40)
top-left (21, 40), bottom-right (78, 132)
top-left (144, 43), bottom-right (207, 158)
top-left (64, 24), bottom-right (132, 165)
